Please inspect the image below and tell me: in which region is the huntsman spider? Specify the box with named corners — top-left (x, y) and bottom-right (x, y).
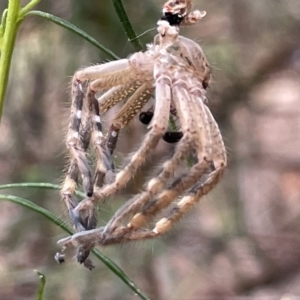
top-left (56, 0), bottom-right (227, 269)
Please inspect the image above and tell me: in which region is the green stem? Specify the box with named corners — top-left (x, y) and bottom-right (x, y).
top-left (110, 0), bottom-right (143, 51)
top-left (0, 0), bottom-right (20, 121)
top-left (0, 9), bottom-right (8, 47)
top-left (0, 182), bottom-right (85, 198)
top-left (19, 0), bottom-right (40, 20)
top-left (0, 190), bottom-right (150, 300)
top-left (34, 270), bottom-right (46, 300)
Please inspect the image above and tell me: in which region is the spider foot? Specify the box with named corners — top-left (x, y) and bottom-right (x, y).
top-left (55, 238), bottom-right (95, 270)
top-left (77, 245), bottom-right (95, 269)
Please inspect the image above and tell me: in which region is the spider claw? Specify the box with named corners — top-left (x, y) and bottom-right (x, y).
top-left (56, 236), bottom-right (95, 269)
top-left (83, 258), bottom-right (95, 270)
top-left (77, 247), bottom-right (92, 264)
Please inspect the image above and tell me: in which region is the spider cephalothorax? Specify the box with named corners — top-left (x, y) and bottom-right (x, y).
top-left (56, 0), bottom-right (226, 269)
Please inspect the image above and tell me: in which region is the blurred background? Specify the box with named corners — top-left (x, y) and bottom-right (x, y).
top-left (1, 0), bottom-right (300, 299)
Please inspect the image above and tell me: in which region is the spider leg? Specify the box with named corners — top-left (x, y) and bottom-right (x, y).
top-left (75, 69), bottom-right (171, 207)
top-left (70, 82), bottom-right (151, 228)
top-left (126, 84), bottom-right (213, 232)
top-left (58, 80), bottom-right (214, 248)
top-left (103, 83), bottom-right (201, 234)
top-left (90, 82), bottom-right (154, 192)
top-left (105, 84), bottom-right (153, 155)
top-left (75, 59), bottom-right (136, 90)
top-left (69, 59), bottom-right (146, 191)
top-left (107, 89), bottom-right (226, 241)
top-left (89, 86), bottom-right (113, 191)
top-left (95, 81), bottom-right (145, 179)
top-left (103, 131), bottom-right (194, 235)
top-left (98, 82), bottom-right (141, 114)
top-left (62, 60), bottom-right (140, 212)
top-left (147, 105), bottom-right (226, 236)
top-left (61, 78), bottom-right (93, 232)
top-left (58, 67), bottom-right (172, 256)
top-left (60, 79), bottom-right (97, 268)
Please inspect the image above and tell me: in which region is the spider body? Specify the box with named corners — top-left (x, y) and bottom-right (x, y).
top-left (58, 0), bottom-right (227, 269)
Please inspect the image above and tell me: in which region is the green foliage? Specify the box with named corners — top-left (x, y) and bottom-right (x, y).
top-left (27, 10), bottom-right (120, 60)
top-left (0, 1), bottom-right (150, 299)
top-left (0, 0), bottom-right (41, 120)
top-left (34, 270), bottom-right (46, 300)
top-left (0, 187), bottom-right (150, 300)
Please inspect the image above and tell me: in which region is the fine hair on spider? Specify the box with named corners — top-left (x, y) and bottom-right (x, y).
top-left (57, 0), bottom-right (227, 270)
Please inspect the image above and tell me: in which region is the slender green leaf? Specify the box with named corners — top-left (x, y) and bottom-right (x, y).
top-left (0, 194), bottom-right (150, 300)
top-left (26, 11), bottom-right (120, 60)
top-left (92, 249), bottom-right (150, 300)
top-left (0, 182), bottom-right (85, 198)
top-left (34, 270), bottom-right (46, 300)
top-left (0, 182), bottom-right (60, 190)
top-left (0, 0), bottom-right (20, 121)
top-left (110, 0), bottom-right (143, 51)
top-left (0, 194), bottom-right (72, 232)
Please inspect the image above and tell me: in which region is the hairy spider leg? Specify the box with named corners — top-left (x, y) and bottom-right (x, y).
top-left (58, 2), bottom-right (217, 262)
top-left (103, 129), bottom-right (192, 235)
top-left (63, 61), bottom-right (145, 200)
top-left (71, 83), bottom-right (155, 231)
top-left (103, 76), bottom-right (201, 234)
top-left (61, 78), bottom-right (93, 229)
top-left (142, 102), bottom-right (226, 237)
top-left (57, 70), bottom-right (214, 248)
top-left (103, 88), bottom-right (215, 241)
top-left (73, 64), bottom-right (171, 215)
top-left (61, 61), bottom-right (147, 262)
top-left (58, 61), bottom-right (172, 257)
top-left (75, 84), bottom-right (156, 259)
top-left (105, 83), bottom-right (154, 155)
top-left (63, 60), bottom-right (137, 195)
top-left (124, 83), bottom-right (213, 235)
top-left (97, 82), bottom-right (141, 158)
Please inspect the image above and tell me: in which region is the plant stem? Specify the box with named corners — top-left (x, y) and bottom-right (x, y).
top-left (34, 270), bottom-right (46, 300)
top-left (0, 194), bottom-right (151, 300)
top-left (0, 0), bottom-right (20, 121)
top-left (0, 9), bottom-right (8, 47)
top-left (19, 0), bottom-right (40, 19)
top-left (110, 0), bottom-right (143, 51)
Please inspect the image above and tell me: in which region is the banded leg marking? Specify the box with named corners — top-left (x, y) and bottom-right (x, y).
top-left (72, 74), bottom-right (172, 245)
